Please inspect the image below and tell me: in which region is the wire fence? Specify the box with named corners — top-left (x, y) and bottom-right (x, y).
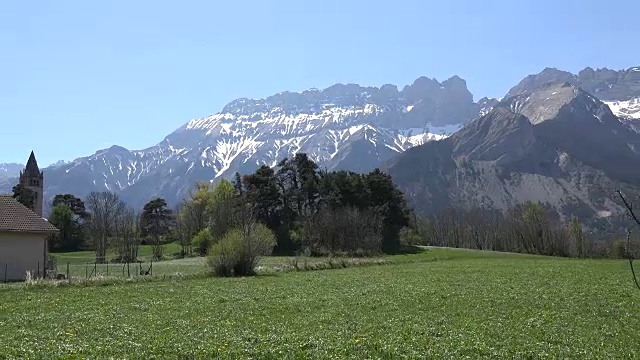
top-left (61, 260), bottom-right (155, 281)
top-left (0, 259), bottom-right (155, 283)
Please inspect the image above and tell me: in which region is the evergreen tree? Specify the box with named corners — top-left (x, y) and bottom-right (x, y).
top-left (12, 184), bottom-right (35, 209)
top-left (140, 198), bottom-right (174, 260)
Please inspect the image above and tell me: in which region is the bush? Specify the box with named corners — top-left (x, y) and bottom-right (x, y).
top-left (192, 228), bottom-right (214, 256)
top-left (400, 226), bottom-right (423, 246)
top-left (611, 238), bottom-right (640, 259)
top-left (612, 240), bottom-right (627, 259)
top-left (207, 222), bottom-right (276, 277)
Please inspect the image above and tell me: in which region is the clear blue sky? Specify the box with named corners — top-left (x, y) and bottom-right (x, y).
top-left (1, 0), bottom-right (639, 166)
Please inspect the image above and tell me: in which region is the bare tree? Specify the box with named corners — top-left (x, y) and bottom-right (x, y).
top-left (85, 191), bottom-right (125, 263)
top-left (113, 205), bottom-right (140, 263)
top-left (615, 190), bottom-right (640, 290)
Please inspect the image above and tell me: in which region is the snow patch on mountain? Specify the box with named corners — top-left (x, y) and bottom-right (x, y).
top-left (605, 98), bottom-right (640, 120)
top-left (177, 103), bottom-right (463, 181)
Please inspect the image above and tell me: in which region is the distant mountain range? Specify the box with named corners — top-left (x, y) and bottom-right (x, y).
top-left (1, 66), bottom-right (639, 221)
top-left (0, 163), bottom-right (21, 178)
top-left (0, 163), bottom-right (22, 189)
top-left (0, 75), bottom-right (497, 208)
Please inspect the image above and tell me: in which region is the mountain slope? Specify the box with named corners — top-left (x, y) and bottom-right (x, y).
top-left (386, 82), bottom-right (640, 228)
top-left (0, 76), bottom-right (493, 209)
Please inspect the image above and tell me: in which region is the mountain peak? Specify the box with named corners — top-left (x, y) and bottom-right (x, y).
top-left (505, 68), bottom-right (576, 98)
top-left (499, 82), bottom-right (613, 125)
top-left (452, 107), bottom-right (536, 165)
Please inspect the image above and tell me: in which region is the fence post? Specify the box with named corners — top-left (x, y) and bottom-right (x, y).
top-left (150, 260), bottom-right (153, 276)
top-left (66, 262), bottom-right (70, 284)
top-left (94, 262), bottom-right (97, 277)
top-left (106, 261), bottom-right (109, 277)
top-left (127, 262), bottom-right (130, 277)
top-left (139, 261), bottom-right (142, 276)
top-left (85, 263), bottom-right (88, 279)
top-left (37, 262), bottom-right (40, 279)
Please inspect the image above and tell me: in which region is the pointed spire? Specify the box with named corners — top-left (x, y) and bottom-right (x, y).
top-left (24, 151), bottom-right (41, 176)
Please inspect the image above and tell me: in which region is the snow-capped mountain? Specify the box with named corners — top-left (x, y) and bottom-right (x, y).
top-left (2, 66), bottom-right (637, 211)
top-left (0, 163), bottom-right (22, 189)
top-left (0, 163), bottom-right (22, 178)
top-left (0, 75), bottom-right (493, 209)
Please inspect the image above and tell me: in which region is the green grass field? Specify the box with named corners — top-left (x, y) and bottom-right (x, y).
top-left (1, 248), bottom-right (639, 358)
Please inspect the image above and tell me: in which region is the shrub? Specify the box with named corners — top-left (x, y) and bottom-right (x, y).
top-left (400, 226), bottom-right (423, 246)
top-left (207, 233), bottom-right (239, 277)
top-left (612, 240), bottom-right (627, 259)
top-left (192, 228), bottom-right (214, 256)
top-left (611, 238), bottom-right (640, 259)
top-left (207, 222), bottom-right (276, 277)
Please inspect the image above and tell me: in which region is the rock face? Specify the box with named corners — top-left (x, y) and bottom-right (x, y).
top-left (386, 82), bottom-right (640, 228)
top-left (0, 76), bottom-right (491, 209)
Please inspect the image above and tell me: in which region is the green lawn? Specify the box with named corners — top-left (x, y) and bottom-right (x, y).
top-left (1, 248), bottom-right (639, 358)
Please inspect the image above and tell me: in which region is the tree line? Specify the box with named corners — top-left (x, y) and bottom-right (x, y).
top-left (11, 153), bottom-right (412, 267)
top-left (174, 153), bottom-right (411, 258)
top-left (409, 201), bottom-right (639, 259)
top-left (11, 188), bottom-right (175, 263)
top-left (13, 152), bottom-right (634, 266)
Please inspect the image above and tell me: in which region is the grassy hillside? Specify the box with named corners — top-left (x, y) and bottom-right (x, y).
top-left (1, 248), bottom-right (639, 358)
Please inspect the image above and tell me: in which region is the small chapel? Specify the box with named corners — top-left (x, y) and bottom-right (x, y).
top-left (0, 151), bottom-right (57, 281)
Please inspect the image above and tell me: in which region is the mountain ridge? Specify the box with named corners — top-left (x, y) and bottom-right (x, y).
top-left (0, 75), bottom-right (493, 209)
top-left (1, 65), bottom-right (639, 214)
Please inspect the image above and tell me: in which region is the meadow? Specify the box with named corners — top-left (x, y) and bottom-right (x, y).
top-left (0, 248), bottom-right (639, 358)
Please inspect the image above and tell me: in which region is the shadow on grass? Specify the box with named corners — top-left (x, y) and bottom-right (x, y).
top-left (394, 245), bottom-right (427, 255)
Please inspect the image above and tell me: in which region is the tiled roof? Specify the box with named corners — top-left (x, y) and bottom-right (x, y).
top-left (0, 195), bottom-right (58, 233)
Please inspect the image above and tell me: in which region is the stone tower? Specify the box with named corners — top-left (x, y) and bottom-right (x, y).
top-left (19, 151), bottom-right (44, 217)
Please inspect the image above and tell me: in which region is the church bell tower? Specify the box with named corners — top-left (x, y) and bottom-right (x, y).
top-left (19, 151), bottom-right (44, 217)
